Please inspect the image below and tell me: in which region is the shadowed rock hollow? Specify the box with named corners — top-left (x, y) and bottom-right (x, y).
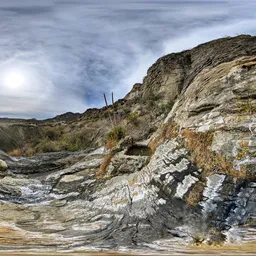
top-left (0, 35), bottom-right (255, 253)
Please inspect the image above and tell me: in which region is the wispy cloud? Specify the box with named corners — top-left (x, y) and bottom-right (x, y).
top-left (0, 0), bottom-right (255, 118)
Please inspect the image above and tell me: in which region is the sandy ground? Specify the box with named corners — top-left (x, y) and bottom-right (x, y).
top-left (0, 247), bottom-right (256, 256)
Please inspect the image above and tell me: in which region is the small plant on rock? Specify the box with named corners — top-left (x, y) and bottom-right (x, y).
top-left (107, 126), bottom-right (126, 141)
top-left (126, 112), bottom-right (140, 126)
top-left (192, 234), bottom-right (206, 246)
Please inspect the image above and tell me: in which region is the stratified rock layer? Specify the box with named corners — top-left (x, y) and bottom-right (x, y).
top-left (0, 140), bottom-right (255, 251)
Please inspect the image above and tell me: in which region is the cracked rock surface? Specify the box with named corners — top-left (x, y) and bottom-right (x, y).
top-left (0, 139), bottom-right (255, 252)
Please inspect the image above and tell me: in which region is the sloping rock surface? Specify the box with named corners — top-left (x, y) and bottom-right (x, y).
top-left (0, 141), bottom-right (255, 251)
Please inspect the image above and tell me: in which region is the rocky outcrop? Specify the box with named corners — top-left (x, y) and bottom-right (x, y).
top-left (0, 139), bottom-right (254, 252)
top-left (0, 35), bottom-right (255, 253)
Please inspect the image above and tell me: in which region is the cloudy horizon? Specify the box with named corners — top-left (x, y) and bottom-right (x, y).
top-left (0, 0), bottom-right (256, 119)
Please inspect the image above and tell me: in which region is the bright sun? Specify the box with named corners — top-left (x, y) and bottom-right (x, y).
top-left (3, 71), bottom-right (25, 89)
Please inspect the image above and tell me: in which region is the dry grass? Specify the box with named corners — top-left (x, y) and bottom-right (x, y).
top-left (8, 145), bottom-right (35, 157)
top-left (190, 241), bottom-right (256, 252)
top-left (150, 124), bottom-right (247, 179)
top-left (162, 121), bottom-right (179, 139)
top-left (186, 181), bottom-right (206, 206)
top-left (236, 147), bottom-right (250, 160)
top-left (8, 148), bottom-right (23, 157)
top-left (149, 121), bottom-right (179, 152)
top-left (181, 129), bottom-right (218, 174)
top-left (237, 101), bottom-right (256, 115)
top-left (149, 135), bottom-right (163, 153)
top-left (181, 129), bottom-right (247, 179)
top-left (24, 147), bottom-right (35, 157)
top-left (106, 138), bottom-right (118, 150)
top-left (240, 140), bottom-right (249, 147)
top-left (96, 153), bottom-right (114, 177)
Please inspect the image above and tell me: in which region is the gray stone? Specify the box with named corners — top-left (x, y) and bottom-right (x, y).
top-left (175, 174), bottom-right (198, 199)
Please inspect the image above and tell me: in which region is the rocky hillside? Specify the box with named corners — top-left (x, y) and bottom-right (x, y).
top-left (1, 35), bottom-right (256, 155)
top-left (0, 35), bottom-right (255, 253)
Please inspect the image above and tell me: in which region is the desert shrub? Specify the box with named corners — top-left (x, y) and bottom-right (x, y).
top-left (236, 147), bottom-right (250, 160)
top-left (60, 134), bottom-right (78, 151)
top-left (76, 130), bottom-right (91, 147)
top-left (121, 106), bottom-right (131, 115)
top-left (60, 134), bottom-right (79, 151)
top-left (56, 129), bottom-right (91, 152)
top-left (237, 102), bottom-right (256, 115)
top-left (24, 147), bottom-right (35, 157)
top-left (106, 126), bottom-right (126, 149)
top-left (44, 127), bottom-right (62, 140)
top-left (159, 100), bottom-right (175, 114)
top-left (192, 234), bottom-right (206, 246)
top-left (36, 140), bottom-right (60, 153)
top-left (25, 128), bottom-right (92, 154)
top-left (107, 126), bottom-right (125, 141)
top-left (8, 148), bottom-right (23, 157)
top-left (126, 112), bottom-right (140, 126)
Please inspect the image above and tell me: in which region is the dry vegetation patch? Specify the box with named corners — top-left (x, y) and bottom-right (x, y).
top-left (181, 129), bottom-right (247, 179)
top-left (105, 126), bottom-right (125, 150)
top-left (186, 181), bottom-right (206, 206)
top-left (8, 148), bottom-right (23, 157)
top-left (149, 121), bottom-right (179, 152)
top-left (96, 153), bottom-right (114, 177)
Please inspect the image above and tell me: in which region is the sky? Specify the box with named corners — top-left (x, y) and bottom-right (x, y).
top-left (0, 0), bottom-right (256, 119)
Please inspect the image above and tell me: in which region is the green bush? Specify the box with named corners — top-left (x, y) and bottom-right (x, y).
top-left (34, 128), bottom-right (91, 153)
top-left (105, 126), bottom-right (126, 149)
top-left (60, 130), bottom-right (91, 152)
top-left (107, 126), bottom-right (126, 141)
top-left (44, 127), bottom-right (62, 140)
top-left (126, 112), bottom-right (140, 126)
top-left (159, 100), bottom-right (175, 114)
top-left (36, 140), bottom-right (60, 153)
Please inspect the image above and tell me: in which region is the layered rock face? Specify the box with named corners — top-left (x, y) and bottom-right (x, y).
top-left (0, 35), bottom-right (255, 252)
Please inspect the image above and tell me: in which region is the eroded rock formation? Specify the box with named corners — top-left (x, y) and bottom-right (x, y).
top-left (0, 35), bottom-right (255, 252)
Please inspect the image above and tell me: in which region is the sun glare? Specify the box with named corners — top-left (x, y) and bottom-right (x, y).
top-left (3, 71), bottom-right (25, 89)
